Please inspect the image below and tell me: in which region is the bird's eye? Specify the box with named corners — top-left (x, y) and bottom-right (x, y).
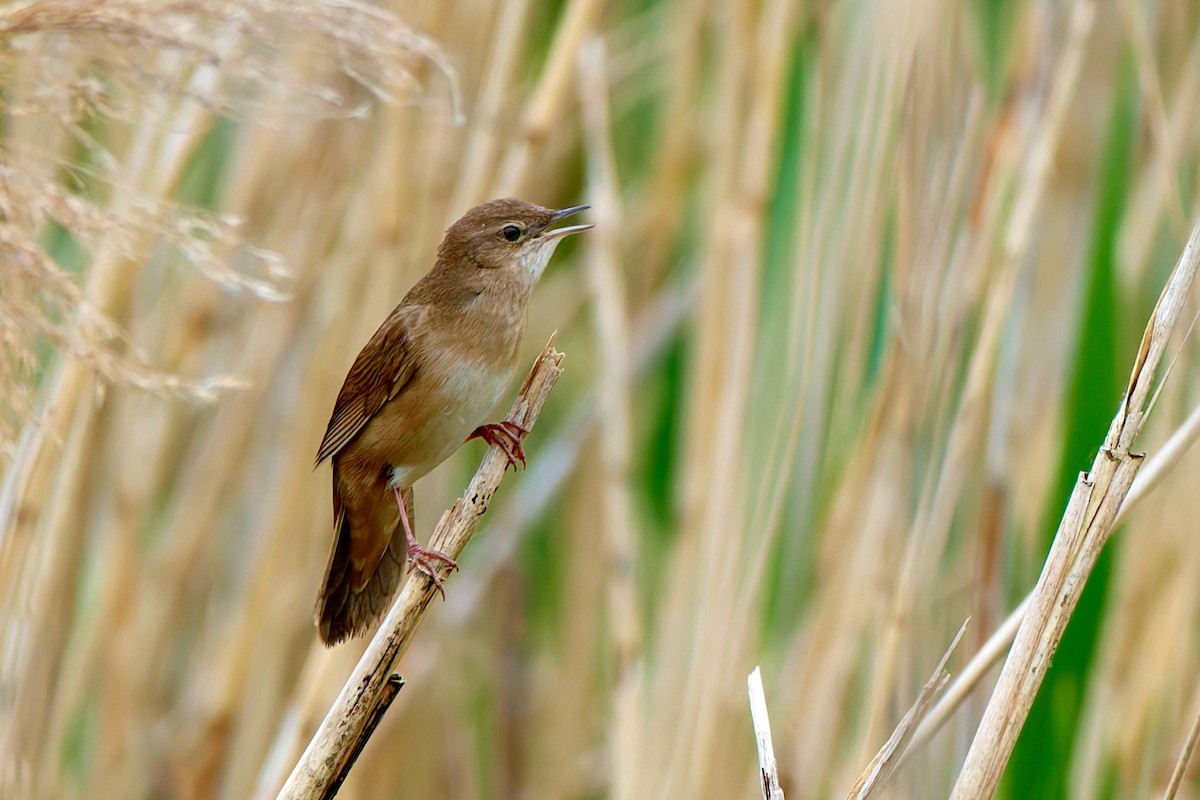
top-left (501, 224), bottom-right (523, 242)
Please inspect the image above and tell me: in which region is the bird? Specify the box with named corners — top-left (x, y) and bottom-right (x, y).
top-left (313, 197), bottom-right (592, 645)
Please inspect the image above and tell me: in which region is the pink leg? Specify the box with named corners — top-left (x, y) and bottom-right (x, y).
top-left (467, 420), bottom-right (530, 471)
top-left (393, 486), bottom-right (458, 597)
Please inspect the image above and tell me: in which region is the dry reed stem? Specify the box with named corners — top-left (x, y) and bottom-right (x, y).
top-left (909, 370), bottom-right (1200, 758)
top-left (277, 340), bottom-right (565, 800)
top-left (1161, 685), bottom-right (1200, 799)
top-left (7, 0), bottom-right (1200, 796)
top-left (777, 0), bottom-right (983, 781)
top-left (880, 0), bottom-right (1093, 702)
top-left (0, 0), bottom-right (456, 447)
top-left (578, 34), bottom-right (644, 795)
top-left (0, 0), bottom-right (460, 118)
top-left (723, 0), bottom-right (797, 618)
top-left (747, 667), bottom-right (785, 800)
top-left (0, 7), bottom-right (459, 792)
top-left (495, 0), bottom-right (604, 196)
top-left (855, 0), bottom-right (1092, 770)
top-left (646, 1), bottom-right (794, 796)
top-left (848, 620), bottom-right (968, 799)
top-left (444, 0), bottom-right (532, 216)
top-left (632, 0), bottom-right (702, 283)
top-left (257, 280), bottom-right (687, 799)
top-left (1117, 0), bottom-right (1187, 239)
top-left (950, 218), bottom-right (1200, 798)
top-left (1119, 33), bottom-right (1200, 275)
top-left (867, 54), bottom-right (1007, 758)
top-left (1, 86), bottom-right (221, 796)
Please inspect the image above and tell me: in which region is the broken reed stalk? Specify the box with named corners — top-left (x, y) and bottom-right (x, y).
top-left (848, 620), bottom-right (968, 800)
top-left (324, 674), bottom-right (403, 799)
top-left (949, 219), bottom-right (1200, 798)
top-left (276, 339), bottom-right (565, 800)
top-left (747, 667), bottom-right (785, 800)
top-left (907, 396), bottom-right (1200, 758)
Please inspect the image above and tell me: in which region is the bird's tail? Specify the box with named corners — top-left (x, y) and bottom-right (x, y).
top-left (315, 487), bottom-right (411, 646)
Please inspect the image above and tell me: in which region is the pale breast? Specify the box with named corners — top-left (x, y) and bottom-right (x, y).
top-left (437, 357), bottom-right (515, 428)
top-left (383, 350), bottom-right (517, 488)
top-left (354, 294), bottom-right (525, 489)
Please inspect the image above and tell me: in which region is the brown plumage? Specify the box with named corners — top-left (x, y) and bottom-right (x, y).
top-left (313, 198), bottom-right (591, 645)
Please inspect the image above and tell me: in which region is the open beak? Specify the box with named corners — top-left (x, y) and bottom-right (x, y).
top-left (539, 203), bottom-right (594, 240)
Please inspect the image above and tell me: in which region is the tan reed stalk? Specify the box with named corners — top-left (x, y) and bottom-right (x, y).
top-left (908, 396), bottom-right (1200, 759)
top-left (1117, 0), bottom-right (1188, 239)
top-left (867, 0), bottom-right (1095, 761)
top-left (577, 33), bottom-right (645, 794)
top-left (771, 0), bottom-right (968, 783)
top-left (951, 216), bottom-right (1200, 796)
top-left (495, 0), bottom-right (606, 197)
top-left (634, 0), bottom-right (800, 795)
top-left (1161, 684), bottom-right (1200, 799)
top-left (2, 61), bottom-right (224, 800)
top-left (850, 621), bottom-right (968, 799)
top-left (6, 1), bottom-right (1200, 797)
top-left (0, 4), bottom-right (459, 797)
top-left (278, 341), bottom-right (565, 798)
top-left (1119, 36), bottom-right (1200, 273)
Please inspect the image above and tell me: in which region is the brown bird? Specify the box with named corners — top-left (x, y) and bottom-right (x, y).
top-left (313, 197), bottom-right (591, 645)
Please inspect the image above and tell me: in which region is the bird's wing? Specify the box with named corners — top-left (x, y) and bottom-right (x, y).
top-left (315, 304), bottom-right (426, 465)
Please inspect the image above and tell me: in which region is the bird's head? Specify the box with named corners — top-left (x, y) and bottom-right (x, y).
top-left (437, 197), bottom-right (592, 282)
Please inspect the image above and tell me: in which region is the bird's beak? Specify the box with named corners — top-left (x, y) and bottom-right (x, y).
top-left (539, 204), bottom-right (594, 240)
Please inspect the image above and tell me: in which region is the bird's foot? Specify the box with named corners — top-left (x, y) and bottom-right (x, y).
top-left (468, 420), bottom-right (529, 471)
top-left (394, 485), bottom-right (458, 598)
top-left (407, 541), bottom-right (459, 598)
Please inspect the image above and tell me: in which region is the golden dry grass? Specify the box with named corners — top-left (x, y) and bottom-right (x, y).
top-left (4, 0), bottom-right (1200, 798)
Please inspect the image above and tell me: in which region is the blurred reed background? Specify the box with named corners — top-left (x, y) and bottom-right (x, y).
top-left (3, 0), bottom-right (1200, 797)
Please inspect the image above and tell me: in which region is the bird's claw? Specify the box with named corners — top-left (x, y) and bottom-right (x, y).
top-left (408, 542), bottom-right (459, 598)
top-left (468, 420), bottom-right (529, 471)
